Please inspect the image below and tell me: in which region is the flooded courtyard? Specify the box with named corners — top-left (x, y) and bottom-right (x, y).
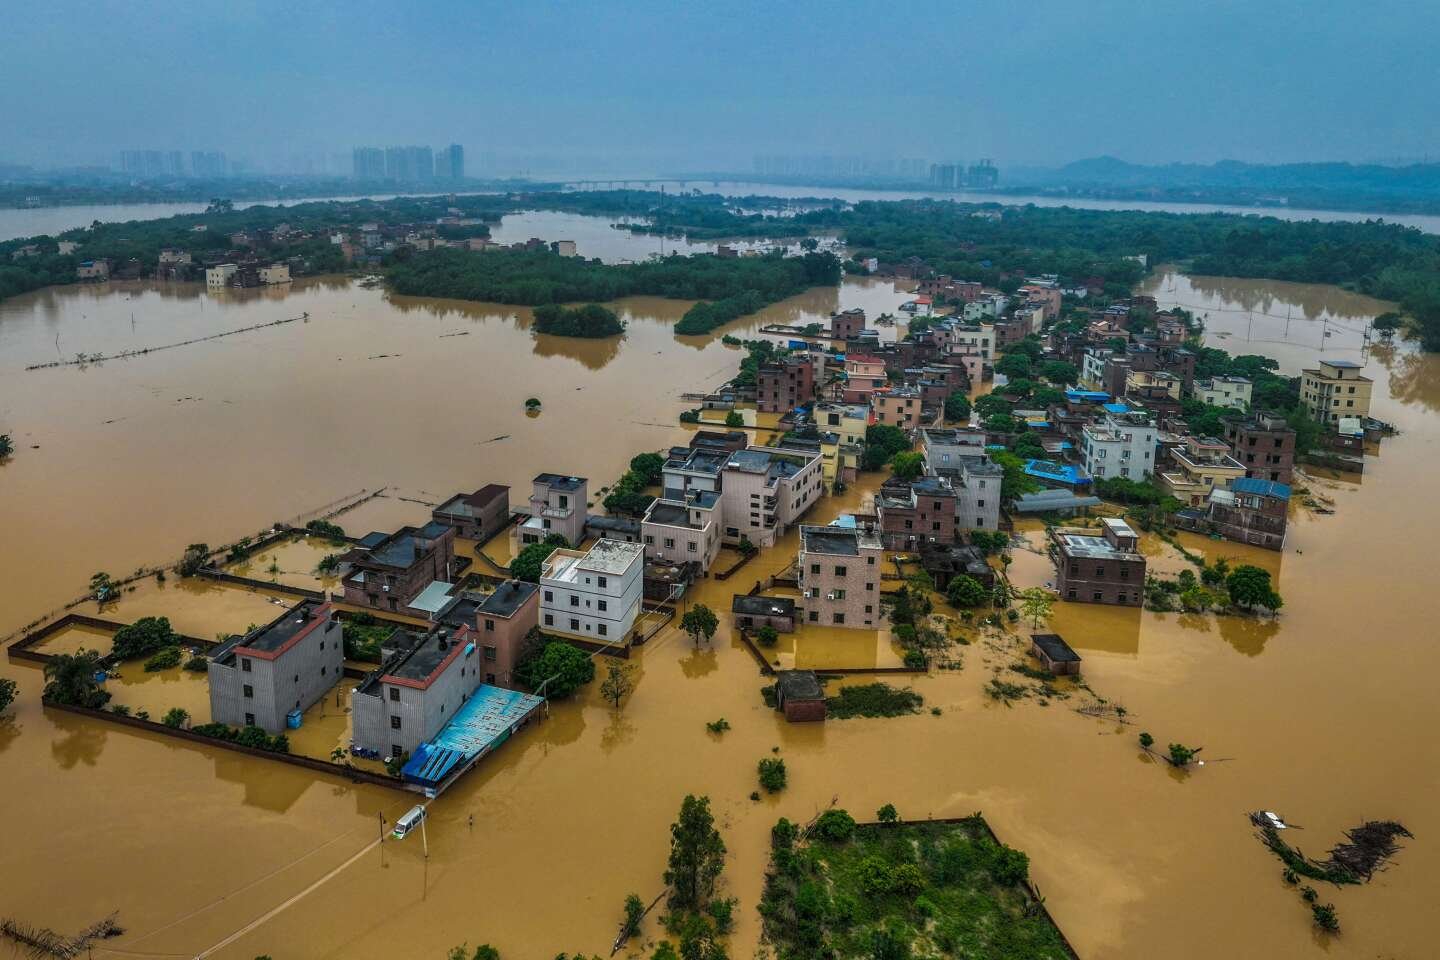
top-left (2, 256), bottom-right (1439, 959)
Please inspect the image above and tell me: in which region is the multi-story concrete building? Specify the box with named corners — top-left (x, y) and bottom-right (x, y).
top-left (871, 385), bottom-right (924, 430)
top-left (208, 600), bottom-right (343, 733)
top-left (342, 521), bottom-right (456, 613)
top-left (841, 355), bottom-right (888, 403)
top-left (718, 446), bottom-right (824, 547)
top-left (661, 447), bottom-right (728, 500)
top-left (351, 622), bottom-right (482, 760)
top-left (757, 356), bottom-right (815, 414)
top-left (540, 538), bottom-right (645, 643)
top-left (1192, 376), bottom-right (1252, 410)
top-left (830, 308), bottom-right (866, 340)
top-left (76, 258), bottom-right (111, 281)
top-left (797, 523), bottom-right (883, 628)
top-left (259, 263), bottom-right (291, 285)
top-left (1125, 368), bottom-right (1182, 401)
top-left (205, 263), bottom-right (237, 289)
top-left (432, 484), bottom-right (511, 541)
top-left (1049, 518), bottom-right (1145, 606)
top-left (813, 402), bottom-right (870, 448)
top-left (1081, 411), bottom-right (1157, 481)
top-left (432, 580), bottom-right (539, 688)
top-left (1160, 436), bottom-right (1246, 507)
top-left (642, 492), bottom-right (722, 573)
top-left (1301, 359), bottom-right (1373, 423)
top-left (875, 476), bottom-right (957, 549)
top-left (1187, 478), bottom-right (1291, 551)
top-left (1223, 412), bottom-right (1296, 484)
top-left (516, 474), bottom-right (588, 546)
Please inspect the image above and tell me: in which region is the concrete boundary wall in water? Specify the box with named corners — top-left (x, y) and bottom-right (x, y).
top-left (195, 568), bottom-right (327, 600)
top-left (7, 612), bottom-right (213, 665)
top-left (40, 699), bottom-right (419, 793)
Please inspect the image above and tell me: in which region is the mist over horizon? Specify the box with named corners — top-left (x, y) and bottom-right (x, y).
top-left (4, 0), bottom-right (1439, 177)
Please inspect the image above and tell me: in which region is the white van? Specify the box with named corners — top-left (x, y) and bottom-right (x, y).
top-left (392, 804), bottom-right (426, 840)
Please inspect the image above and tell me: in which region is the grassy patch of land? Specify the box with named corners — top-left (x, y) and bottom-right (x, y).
top-left (825, 681), bottom-right (924, 718)
top-left (760, 815), bottom-right (1071, 960)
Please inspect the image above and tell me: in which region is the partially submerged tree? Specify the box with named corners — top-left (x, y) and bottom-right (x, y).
top-left (510, 534), bottom-right (569, 582)
top-left (0, 677), bottom-right (17, 715)
top-left (946, 575), bottom-right (987, 608)
top-left (1017, 588), bottom-right (1055, 630)
top-left (111, 616), bottom-right (178, 660)
top-left (600, 661), bottom-right (636, 709)
top-left (176, 542), bottom-right (210, 577)
top-left (42, 649), bottom-right (111, 709)
top-left (1226, 564), bottom-right (1283, 612)
top-left (681, 604), bottom-right (719, 648)
top-left (665, 794), bottom-right (726, 911)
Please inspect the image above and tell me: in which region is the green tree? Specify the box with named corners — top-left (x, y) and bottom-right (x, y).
top-left (1139, 731), bottom-right (1154, 749)
top-left (724, 409), bottom-right (744, 428)
top-left (681, 604), bottom-right (719, 648)
top-left (629, 451), bottom-right (665, 485)
top-left (876, 803), bottom-right (898, 823)
top-left (0, 434), bottom-right (12, 458)
top-left (1038, 360), bottom-right (1078, 385)
top-left (162, 707), bottom-right (190, 728)
top-left (994, 353), bottom-right (1032, 378)
top-left (862, 424), bottom-right (911, 470)
top-left (111, 616), bottom-right (178, 660)
top-left (600, 661), bottom-right (636, 709)
top-left (755, 624), bottom-right (778, 647)
top-left (0, 677), bottom-right (17, 715)
top-left (89, 571), bottom-right (116, 603)
top-left (42, 649), bottom-right (111, 709)
top-left (522, 642), bottom-right (595, 699)
top-left (1226, 564), bottom-right (1283, 611)
top-left (943, 392), bottom-right (971, 422)
top-left (758, 757), bottom-right (788, 793)
top-left (889, 451), bottom-right (924, 480)
top-left (510, 534), bottom-right (569, 582)
top-left (868, 920), bottom-right (912, 960)
top-left (991, 450), bottom-right (1040, 500)
top-left (1017, 588), bottom-right (1054, 629)
top-left (1167, 743), bottom-right (1201, 766)
top-left (813, 808), bottom-right (856, 842)
top-left (665, 795), bottom-right (727, 910)
top-left (177, 542), bottom-right (210, 577)
top-left (621, 892), bottom-right (646, 940)
top-left (946, 575), bottom-right (987, 608)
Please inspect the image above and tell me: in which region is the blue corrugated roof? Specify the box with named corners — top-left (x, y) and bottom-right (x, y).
top-left (1024, 459), bottom-right (1091, 486)
top-left (1102, 402), bottom-right (1130, 414)
top-left (1066, 389), bottom-right (1110, 402)
top-left (402, 685), bottom-right (544, 790)
top-left (1232, 477), bottom-right (1292, 500)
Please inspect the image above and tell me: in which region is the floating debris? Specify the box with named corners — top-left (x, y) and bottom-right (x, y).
top-left (1255, 818), bottom-right (1411, 884)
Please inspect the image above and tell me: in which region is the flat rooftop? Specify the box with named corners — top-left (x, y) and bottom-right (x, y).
top-left (646, 499), bottom-right (702, 528)
top-left (366, 521), bottom-right (450, 568)
top-left (534, 473), bottom-right (587, 491)
top-left (387, 625), bottom-right (468, 684)
top-left (725, 447), bottom-right (811, 482)
top-left (800, 523), bottom-right (880, 555)
top-left (435, 484), bottom-right (509, 517)
top-left (732, 594), bottom-right (796, 617)
top-left (478, 580), bottom-right (539, 618)
top-left (1052, 531), bottom-right (1141, 562)
top-left (236, 600), bottom-right (328, 656)
top-left (1032, 633), bottom-right (1081, 664)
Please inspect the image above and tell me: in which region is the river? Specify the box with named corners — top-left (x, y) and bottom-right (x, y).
top-left (1, 242), bottom-right (1437, 959)
top-left (5, 180), bottom-right (1439, 244)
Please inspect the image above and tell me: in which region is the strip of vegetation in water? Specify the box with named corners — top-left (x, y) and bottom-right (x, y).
top-left (531, 303), bottom-right (625, 338)
top-left (760, 813), bottom-right (1072, 960)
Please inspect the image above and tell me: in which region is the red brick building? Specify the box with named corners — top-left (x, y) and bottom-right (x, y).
top-left (757, 357), bottom-right (815, 414)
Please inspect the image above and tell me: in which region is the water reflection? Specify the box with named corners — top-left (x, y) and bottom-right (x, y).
top-left (678, 646), bottom-right (720, 678)
top-left (1216, 613), bottom-right (1281, 657)
top-left (532, 331), bottom-right (622, 370)
top-left (49, 709), bottom-right (108, 769)
top-left (214, 752), bottom-right (314, 813)
top-left (0, 716), bottom-right (22, 755)
top-left (1373, 341), bottom-right (1440, 412)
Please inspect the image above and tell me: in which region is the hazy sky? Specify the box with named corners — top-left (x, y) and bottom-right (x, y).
top-left (4, 0), bottom-right (1439, 173)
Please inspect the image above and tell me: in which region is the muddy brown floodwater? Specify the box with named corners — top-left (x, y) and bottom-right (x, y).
top-left (1, 256), bottom-right (1438, 960)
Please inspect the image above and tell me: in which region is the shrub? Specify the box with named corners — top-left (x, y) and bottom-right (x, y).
top-left (183, 654), bottom-right (209, 672)
top-left (877, 803), bottom-right (898, 824)
top-left (947, 575), bottom-right (988, 608)
top-left (771, 818), bottom-right (798, 849)
top-left (826, 682), bottom-right (923, 718)
top-left (111, 616), bottom-right (178, 660)
top-left (1139, 731), bottom-right (1154, 749)
top-left (758, 757), bottom-right (788, 793)
top-left (903, 649), bottom-right (927, 670)
top-left (990, 844), bottom-right (1030, 885)
top-left (755, 625), bottom-right (778, 647)
top-left (305, 519), bottom-right (346, 538)
top-left (143, 647), bottom-right (182, 672)
top-left (813, 809), bottom-right (856, 842)
top-left (706, 718), bottom-right (731, 734)
top-left (162, 707), bottom-right (190, 728)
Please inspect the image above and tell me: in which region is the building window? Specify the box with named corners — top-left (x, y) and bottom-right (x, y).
top-left (1093, 592), bottom-right (1103, 601)
top-left (1067, 590), bottom-right (1076, 599)
top-left (241, 658), bottom-right (252, 672)
top-left (865, 605), bottom-right (873, 614)
top-left (664, 538), bottom-right (675, 549)
top-left (867, 556), bottom-right (875, 565)
top-left (484, 645), bottom-right (497, 661)
top-left (598, 576), bottom-right (608, 589)
top-left (544, 613), bottom-right (554, 626)
top-left (485, 619), bottom-right (495, 631)
top-left (832, 613), bottom-right (845, 625)
top-left (835, 566), bottom-right (847, 576)
top-left (544, 590), bottom-right (553, 602)
top-left (390, 716), bottom-right (402, 730)
top-left (570, 595), bottom-right (579, 607)
top-left (810, 563), bottom-right (820, 574)
top-left (389, 687), bottom-right (399, 702)
top-left (808, 610), bottom-right (819, 622)
top-left (244, 713), bottom-right (255, 726)
top-left (644, 535), bottom-right (654, 545)
top-left (598, 599), bottom-right (607, 612)
top-left (598, 624), bottom-right (608, 636)
top-left (570, 618), bottom-right (580, 631)
top-left (243, 684), bottom-right (254, 699)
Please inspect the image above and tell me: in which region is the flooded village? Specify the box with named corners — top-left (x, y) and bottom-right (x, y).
top-left (2, 199), bottom-right (1438, 960)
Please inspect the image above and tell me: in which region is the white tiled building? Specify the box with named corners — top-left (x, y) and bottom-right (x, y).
top-left (540, 539), bottom-right (644, 644)
top-left (1082, 412), bottom-right (1158, 481)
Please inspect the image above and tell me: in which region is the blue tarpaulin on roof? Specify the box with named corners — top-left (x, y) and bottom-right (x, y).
top-left (1024, 459), bottom-right (1091, 487)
